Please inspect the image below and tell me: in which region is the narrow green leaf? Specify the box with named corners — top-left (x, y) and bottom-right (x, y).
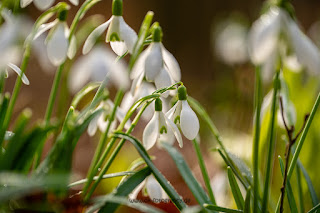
top-left (86, 195), bottom-right (164, 213)
top-left (112, 132), bottom-right (187, 211)
top-left (227, 167), bottom-right (244, 210)
top-left (0, 93), bottom-right (10, 147)
top-left (204, 204), bottom-right (243, 213)
top-left (298, 161), bottom-right (320, 206)
top-left (278, 156), bottom-right (298, 213)
top-left (296, 163), bottom-right (305, 213)
top-left (71, 82), bottom-right (101, 108)
top-left (308, 203), bottom-right (320, 213)
top-left (98, 167), bottom-right (151, 213)
top-left (162, 143), bottom-right (212, 211)
top-left (244, 187), bottom-right (251, 213)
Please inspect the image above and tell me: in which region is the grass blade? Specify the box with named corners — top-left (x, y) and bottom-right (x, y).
top-left (227, 167), bottom-right (244, 210)
top-left (162, 143), bottom-right (212, 211)
top-left (203, 204), bottom-right (243, 213)
top-left (112, 132), bottom-right (187, 211)
top-left (244, 187), bottom-right (251, 213)
top-left (296, 163), bottom-right (304, 213)
top-left (98, 167), bottom-right (151, 213)
top-left (308, 203), bottom-right (320, 213)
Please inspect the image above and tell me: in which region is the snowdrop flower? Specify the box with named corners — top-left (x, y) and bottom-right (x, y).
top-left (130, 24), bottom-right (181, 97)
top-left (88, 99), bottom-right (131, 136)
top-left (249, 6), bottom-right (320, 76)
top-left (83, 0), bottom-right (137, 56)
top-left (143, 98), bottom-right (182, 150)
top-left (130, 175), bottom-right (168, 203)
top-left (20, 0), bottom-right (78, 11)
top-left (68, 46), bottom-right (130, 93)
top-left (166, 85), bottom-right (200, 140)
top-left (34, 9), bottom-right (76, 66)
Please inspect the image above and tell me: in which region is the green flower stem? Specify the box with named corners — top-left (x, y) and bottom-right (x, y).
top-left (84, 102), bottom-right (151, 202)
top-left (44, 0), bottom-right (101, 125)
top-left (192, 139), bottom-right (216, 205)
top-left (82, 89), bottom-right (124, 195)
top-left (252, 66), bottom-right (262, 213)
top-left (261, 70), bottom-right (280, 213)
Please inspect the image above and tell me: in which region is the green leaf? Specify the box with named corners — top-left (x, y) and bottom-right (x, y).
top-left (0, 109), bottom-right (32, 170)
top-left (98, 167), bottom-right (151, 213)
top-left (112, 132), bottom-right (187, 211)
top-left (161, 143), bottom-right (212, 211)
top-left (296, 164), bottom-right (305, 213)
top-left (203, 204), bottom-right (243, 213)
top-left (71, 82), bottom-right (101, 108)
top-left (0, 93), bottom-right (10, 147)
top-left (298, 161), bottom-right (320, 206)
top-left (86, 195), bottom-right (164, 213)
top-left (244, 187), bottom-right (251, 213)
top-left (227, 167), bottom-right (244, 210)
top-left (278, 156), bottom-right (298, 213)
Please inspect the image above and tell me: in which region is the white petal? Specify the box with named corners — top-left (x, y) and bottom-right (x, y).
top-left (33, 0), bottom-right (55, 10)
top-left (130, 47), bottom-right (150, 80)
top-left (180, 100), bottom-right (199, 140)
top-left (47, 22), bottom-right (69, 66)
top-left (88, 113), bottom-right (100, 136)
top-left (110, 41), bottom-right (127, 56)
top-left (164, 114), bottom-right (183, 147)
top-left (146, 176), bottom-right (163, 202)
top-left (115, 106), bottom-right (132, 130)
top-left (68, 54), bottom-right (92, 93)
top-left (129, 180), bottom-right (146, 200)
top-left (34, 20), bottom-right (58, 40)
top-left (142, 112), bottom-right (159, 150)
top-left (248, 7), bottom-right (281, 64)
top-left (161, 44), bottom-right (181, 81)
top-left (106, 15), bottom-right (120, 42)
top-left (165, 102), bottom-right (178, 120)
top-left (120, 92), bottom-right (135, 113)
top-left (155, 68), bottom-right (172, 98)
top-left (7, 63), bottom-right (30, 85)
top-left (130, 72), bottom-right (144, 95)
top-left (109, 59), bottom-right (130, 90)
top-left (83, 19), bottom-right (111, 55)
top-left (286, 19), bottom-right (320, 75)
top-left (119, 17), bottom-right (138, 53)
top-left (145, 43), bottom-right (163, 81)
top-left (69, 0), bottom-right (78, 6)
top-left (20, 0), bottom-right (33, 8)
top-left (67, 35), bottom-right (77, 59)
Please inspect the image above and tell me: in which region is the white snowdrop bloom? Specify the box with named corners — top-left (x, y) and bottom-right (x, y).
top-left (166, 86), bottom-right (199, 140)
top-left (214, 21), bottom-right (248, 65)
top-left (129, 175), bottom-right (168, 203)
top-left (33, 9), bottom-right (76, 66)
top-left (130, 25), bottom-right (181, 97)
top-left (83, 0), bottom-right (137, 56)
top-left (88, 99), bottom-right (131, 136)
top-left (68, 46), bottom-right (130, 93)
top-left (143, 98), bottom-right (182, 150)
top-left (20, 0), bottom-right (78, 11)
top-left (249, 6), bottom-right (320, 75)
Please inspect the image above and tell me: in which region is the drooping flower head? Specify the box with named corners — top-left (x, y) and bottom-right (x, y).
top-left (34, 7), bottom-right (76, 66)
top-left (166, 85), bottom-right (200, 140)
top-left (130, 24), bottom-right (181, 97)
top-left (143, 98), bottom-right (182, 150)
top-left (248, 5), bottom-right (320, 78)
top-left (21, 0), bottom-right (78, 11)
top-left (83, 0), bottom-right (137, 56)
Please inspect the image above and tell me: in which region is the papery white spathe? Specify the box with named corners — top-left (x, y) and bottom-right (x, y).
top-left (68, 46), bottom-right (130, 93)
top-left (130, 42), bottom-right (181, 97)
top-left (83, 16), bottom-right (137, 56)
top-left (129, 175), bottom-right (168, 203)
top-left (34, 18), bottom-right (76, 66)
top-left (143, 109), bottom-right (182, 150)
top-left (88, 100), bottom-right (131, 136)
top-left (166, 100), bottom-right (199, 140)
top-left (248, 6), bottom-right (320, 75)
top-left (20, 0), bottom-right (78, 11)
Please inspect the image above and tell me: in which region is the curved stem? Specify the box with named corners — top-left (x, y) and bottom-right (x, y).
top-left (261, 70), bottom-right (280, 213)
top-left (252, 66), bottom-right (262, 213)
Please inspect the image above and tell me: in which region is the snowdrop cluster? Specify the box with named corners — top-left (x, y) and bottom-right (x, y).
top-left (249, 6), bottom-right (320, 77)
top-left (21, 0), bottom-right (78, 11)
